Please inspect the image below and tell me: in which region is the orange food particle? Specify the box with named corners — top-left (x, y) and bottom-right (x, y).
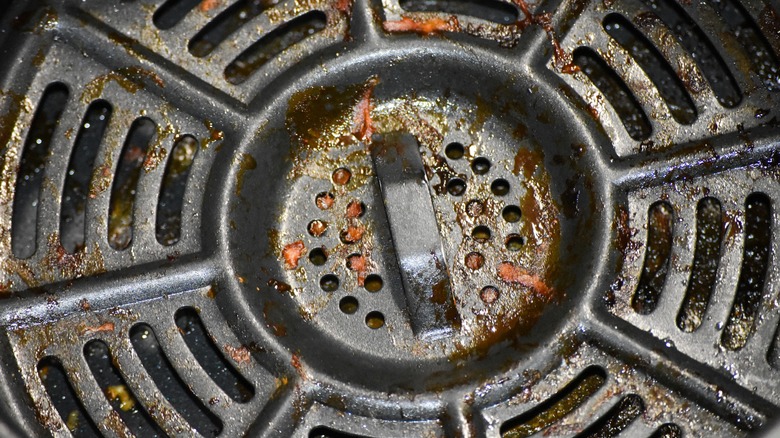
top-left (383, 16), bottom-right (460, 35)
top-left (346, 200), bottom-right (364, 218)
top-left (308, 220), bottom-right (328, 237)
top-left (342, 225), bottom-right (365, 244)
top-left (79, 321), bottom-right (115, 336)
top-left (282, 241), bottom-right (305, 270)
top-left (224, 345), bottom-right (251, 365)
top-left (199, 0), bottom-right (219, 12)
top-left (335, 0), bottom-right (351, 13)
top-left (497, 262), bottom-right (552, 298)
top-left (316, 192), bottom-right (335, 210)
top-left (353, 77), bottom-right (378, 142)
top-left (465, 252), bottom-right (484, 270)
top-left (333, 168), bottom-right (352, 185)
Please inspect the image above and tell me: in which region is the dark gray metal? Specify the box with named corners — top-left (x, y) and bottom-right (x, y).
top-left (0, 0), bottom-right (778, 436)
top-left (371, 132), bottom-right (460, 341)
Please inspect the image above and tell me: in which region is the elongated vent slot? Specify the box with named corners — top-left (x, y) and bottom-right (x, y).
top-left (722, 193), bottom-right (771, 351)
top-left (650, 423), bottom-right (682, 438)
top-left (677, 197), bottom-right (723, 332)
top-left (500, 366), bottom-right (607, 437)
top-left (632, 201), bottom-right (674, 314)
top-left (310, 426), bottom-right (371, 438)
top-left (130, 323), bottom-right (222, 436)
top-left (398, 0), bottom-right (521, 24)
top-left (175, 307), bottom-right (255, 403)
top-left (639, 0), bottom-right (741, 107)
top-left (603, 13), bottom-right (696, 125)
top-left (574, 394), bottom-right (644, 437)
top-left (38, 357), bottom-right (101, 437)
top-left (156, 135), bottom-right (198, 245)
top-left (709, 0), bottom-right (780, 91)
top-left (572, 47), bottom-right (652, 141)
top-left (84, 340), bottom-right (166, 436)
top-left (153, 0), bottom-right (201, 30)
top-left (188, 0), bottom-right (281, 57)
top-left (11, 82), bottom-right (69, 259)
top-left (60, 100), bottom-right (112, 254)
top-left (225, 11), bottom-right (328, 85)
top-left (107, 117), bottom-right (155, 251)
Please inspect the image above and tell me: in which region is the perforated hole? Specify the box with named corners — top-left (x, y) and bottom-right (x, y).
top-left (491, 178), bottom-right (510, 196)
top-left (480, 286), bottom-right (499, 304)
top-left (320, 274), bottom-right (340, 292)
top-left (364, 274), bottom-right (383, 292)
top-left (465, 252), bottom-right (484, 270)
top-left (308, 220), bottom-right (328, 237)
top-left (339, 296), bottom-right (359, 314)
top-left (445, 142), bottom-right (465, 159)
top-left (447, 178), bottom-right (467, 196)
top-left (332, 167), bottom-right (352, 186)
top-left (576, 394), bottom-right (644, 436)
top-left (365, 311), bottom-right (385, 329)
top-left (505, 234), bottom-right (524, 251)
top-left (316, 192), bottom-right (335, 210)
top-left (472, 225), bottom-right (491, 242)
top-left (472, 157), bottom-right (491, 174)
top-left (309, 247), bottom-right (328, 266)
top-left (502, 205), bottom-right (521, 222)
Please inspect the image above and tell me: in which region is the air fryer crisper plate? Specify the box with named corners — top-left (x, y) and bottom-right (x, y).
top-left (0, 0), bottom-right (779, 436)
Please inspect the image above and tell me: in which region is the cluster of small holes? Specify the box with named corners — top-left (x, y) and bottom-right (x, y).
top-left (442, 142), bottom-right (528, 306)
top-left (304, 168), bottom-right (386, 330)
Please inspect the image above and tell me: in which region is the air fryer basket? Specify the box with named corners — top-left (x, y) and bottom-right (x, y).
top-left (1, 0), bottom-right (780, 436)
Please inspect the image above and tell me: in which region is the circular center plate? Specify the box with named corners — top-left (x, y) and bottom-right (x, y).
top-left (221, 47), bottom-right (607, 391)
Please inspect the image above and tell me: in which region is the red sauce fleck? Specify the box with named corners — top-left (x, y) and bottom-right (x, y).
top-left (342, 225), bottom-right (365, 244)
top-left (332, 168), bottom-right (352, 185)
top-left (347, 253), bottom-right (368, 285)
top-left (383, 16), bottom-right (461, 35)
top-left (497, 262), bottom-right (553, 299)
top-left (79, 321), bottom-right (115, 336)
top-left (346, 200), bottom-right (364, 218)
top-left (316, 192), bottom-right (335, 210)
top-left (308, 220), bottom-right (328, 237)
top-left (224, 345), bottom-right (251, 365)
top-left (465, 252), bottom-right (485, 270)
top-left (353, 77), bottom-right (378, 142)
top-left (282, 241), bottom-right (305, 270)
top-left (199, 0), bottom-right (219, 12)
top-left (512, 0), bottom-right (579, 74)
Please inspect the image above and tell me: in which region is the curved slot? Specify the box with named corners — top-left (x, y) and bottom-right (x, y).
top-left (83, 340), bottom-right (166, 436)
top-left (573, 394), bottom-right (644, 437)
top-left (224, 10), bottom-right (327, 85)
top-left (175, 308), bottom-right (255, 403)
top-left (153, 0), bottom-right (202, 30)
top-left (156, 135), bottom-right (198, 246)
top-left (500, 366), bottom-right (607, 437)
top-left (722, 193), bottom-right (771, 351)
top-left (188, 0), bottom-right (281, 58)
top-left (639, 0), bottom-right (741, 107)
top-left (107, 117), bottom-right (155, 251)
top-left (38, 357), bottom-right (101, 437)
top-left (603, 13), bottom-right (696, 125)
top-left (130, 323), bottom-right (222, 437)
top-left (398, 0), bottom-right (520, 25)
top-left (572, 47), bottom-right (652, 141)
top-left (60, 100), bottom-right (112, 254)
top-left (650, 423), bottom-right (682, 438)
top-left (632, 201), bottom-right (674, 315)
top-left (310, 426), bottom-right (371, 438)
top-left (708, 0), bottom-right (780, 91)
top-left (11, 82), bottom-right (69, 259)
top-left (677, 197), bottom-right (723, 332)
